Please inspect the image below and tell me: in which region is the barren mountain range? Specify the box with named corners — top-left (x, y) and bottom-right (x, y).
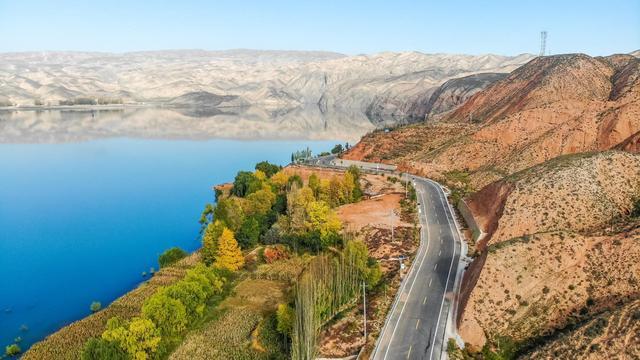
top-left (346, 52), bottom-right (640, 188)
top-left (0, 50), bottom-right (533, 124)
top-left (344, 51), bottom-right (640, 357)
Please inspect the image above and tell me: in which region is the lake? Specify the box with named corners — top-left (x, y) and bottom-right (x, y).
top-left (0, 108), bottom-right (371, 351)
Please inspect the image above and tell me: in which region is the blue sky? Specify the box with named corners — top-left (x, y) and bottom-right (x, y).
top-left (1, 0), bottom-right (638, 55)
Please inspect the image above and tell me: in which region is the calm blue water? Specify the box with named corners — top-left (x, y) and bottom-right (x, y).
top-left (0, 138), bottom-right (337, 351)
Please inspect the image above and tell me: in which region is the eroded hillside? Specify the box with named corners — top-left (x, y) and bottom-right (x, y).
top-left (458, 151), bottom-right (640, 354)
top-left (345, 53), bottom-right (640, 188)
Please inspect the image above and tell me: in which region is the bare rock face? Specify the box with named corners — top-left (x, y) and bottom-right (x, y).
top-left (366, 72), bottom-right (507, 123)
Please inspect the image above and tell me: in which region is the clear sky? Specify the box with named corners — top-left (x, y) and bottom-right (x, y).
top-left (1, 0), bottom-right (638, 55)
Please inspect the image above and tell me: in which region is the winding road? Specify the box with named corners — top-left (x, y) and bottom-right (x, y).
top-left (371, 175), bottom-right (462, 360)
top-left (305, 158), bottom-right (464, 359)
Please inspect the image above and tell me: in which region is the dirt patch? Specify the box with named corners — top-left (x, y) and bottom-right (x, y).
top-left (338, 193), bottom-right (409, 232)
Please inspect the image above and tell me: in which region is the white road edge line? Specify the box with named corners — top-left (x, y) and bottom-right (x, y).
top-left (379, 182), bottom-right (431, 360)
top-left (426, 180), bottom-right (458, 360)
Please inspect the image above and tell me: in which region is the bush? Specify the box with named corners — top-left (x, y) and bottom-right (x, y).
top-left (81, 338), bottom-right (127, 360)
top-left (5, 344), bottom-right (20, 357)
top-left (158, 247), bottom-right (188, 268)
top-left (263, 245), bottom-right (290, 264)
top-left (90, 301), bottom-right (101, 313)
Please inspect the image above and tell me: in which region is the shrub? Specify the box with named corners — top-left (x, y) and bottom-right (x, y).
top-left (5, 344), bottom-right (20, 356)
top-left (90, 301), bottom-right (102, 313)
top-left (263, 245), bottom-right (290, 264)
top-left (158, 247), bottom-right (187, 268)
top-left (81, 338), bottom-right (127, 360)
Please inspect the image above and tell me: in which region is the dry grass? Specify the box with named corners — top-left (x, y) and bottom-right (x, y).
top-left (170, 278), bottom-right (288, 359)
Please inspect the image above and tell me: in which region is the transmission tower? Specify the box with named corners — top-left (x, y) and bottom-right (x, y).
top-left (539, 31), bottom-right (547, 56)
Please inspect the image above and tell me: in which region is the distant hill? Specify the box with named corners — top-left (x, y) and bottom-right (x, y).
top-left (0, 50), bottom-right (533, 126)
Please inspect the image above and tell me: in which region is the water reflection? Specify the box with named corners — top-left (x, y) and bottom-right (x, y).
top-left (0, 106), bottom-right (375, 143)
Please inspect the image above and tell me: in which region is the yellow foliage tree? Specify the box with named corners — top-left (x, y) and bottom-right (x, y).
top-left (244, 186), bottom-right (276, 216)
top-left (201, 220), bottom-right (225, 265)
top-left (254, 169), bottom-right (267, 181)
top-left (102, 317), bottom-right (160, 360)
top-left (215, 228), bottom-right (245, 271)
top-left (287, 186), bottom-right (315, 234)
top-left (306, 200), bottom-right (342, 247)
top-left (270, 171), bottom-right (290, 190)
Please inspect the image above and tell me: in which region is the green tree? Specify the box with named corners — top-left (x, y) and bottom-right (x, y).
top-left (215, 228), bottom-right (245, 271)
top-left (202, 220), bottom-right (225, 265)
top-left (141, 290), bottom-right (188, 337)
top-left (81, 338), bottom-right (127, 360)
top-left (158, 247), bottom-right (187, 268)
top-left (237, 215), bottom-right (261, 249)
top-left (308, 173), bottom-right (321, 198)
top-left (276, 303), bottom-right (295, 336)
top-left (232, 171), bottom-right (262, 197)
top-left (186, 263), bottom-right (225, 294)
top-left (342, 166), bottom-right (363, 202)
top-left (255, 161), bottom-right (282, 178)
top-left (199, 203), bottom-right (215, 226)
top-left (102, 317), bottom-right (161, 360)
top-left (213, 198), bottom-right (245, 232)
top-left (344, 240), bottom-right (381, 289)
top-left (331, 144), bottom-right (344, 154)
top-left (165, 280), bottom-right (208, 322)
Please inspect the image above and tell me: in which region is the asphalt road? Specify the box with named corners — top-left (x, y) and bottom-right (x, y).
top-left (301, 158), bottom-right (462, 359)
top-left (371, 175), bottom-right (462, 360)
